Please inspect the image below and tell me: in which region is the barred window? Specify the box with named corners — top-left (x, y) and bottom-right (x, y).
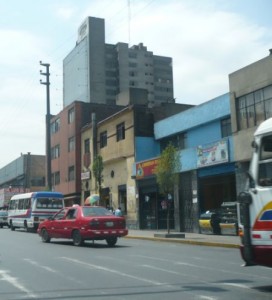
top-left (116, 122), bottom-right (125, 141)
top-left (161, 132), bottom-right (187, 151)
top-left (68, 107), bottom-right (75, 124)
top-left (236, 85), bottom-right (272, 130)
top-left (100, 131), bottom-right (107, 148)
top-left (50, 118), bottom-right (60, 134)
top-left (68, 136), bottom-right (75, 152)
top-left (68, 166), bottom-right (75, 181)
top-left (221, 118), bottom-right (231, 137)
top-left (84, 138), bottom-right (90, 153)
top-left (51, 145), bottom-right (60, 159)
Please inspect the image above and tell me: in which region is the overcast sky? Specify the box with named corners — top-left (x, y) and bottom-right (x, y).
top-left (0, 0), bottom-right (271, 168)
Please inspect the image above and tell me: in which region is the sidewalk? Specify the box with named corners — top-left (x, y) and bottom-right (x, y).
top-left (125, 229), bottom-right (240, 249)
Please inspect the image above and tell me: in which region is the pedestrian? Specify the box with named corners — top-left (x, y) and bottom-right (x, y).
top-left (114, 207), bottom-right (122, 216)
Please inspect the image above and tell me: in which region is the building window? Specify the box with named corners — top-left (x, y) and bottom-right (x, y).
top-left (52, 172), bottom-right (60, 186)
top-left (31, 177), bottom-right (45, 187)
top-left (221, 118), bottom-right (231, 138)
top-left (68, 136), bottom-right (75, 152)
top-left (129, 62), bottom-right (137, 68)
top-left (83, 138), bottom-right (91, 167)
top-left (68, 166), bottom-right (75, 181)
top-left (116, 122), bottom-right (125, 141)
top-left (129, 71), bottom-right (137, 77)
top-left (100, 131), bottom-right (107, 148)
top-left (68, 107), bottom-right (75, 124)
top-left (236, 85), bottom-right (272, 130)
top-left (129, 52), bottom-right (137, 59)
top-left (161, 132), bottom-right (187, 151)
top-left (50, 118), bottom-right (60, 134)
top-left (51, 145), bottom-right (60, 159)
top-left (84, 138), bottom-right (90, 153)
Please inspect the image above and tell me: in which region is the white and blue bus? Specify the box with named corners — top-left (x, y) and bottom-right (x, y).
top-left (8, 191), bottom-right (64, 231)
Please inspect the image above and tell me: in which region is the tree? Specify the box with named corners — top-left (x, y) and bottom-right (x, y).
top-left (92, 155), bottom-right (104, 203)
top-left (154, 143), bottom-right (181, 233)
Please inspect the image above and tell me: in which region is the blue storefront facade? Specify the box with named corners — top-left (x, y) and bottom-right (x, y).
top-left (135, 93), bottom-right (236, 232)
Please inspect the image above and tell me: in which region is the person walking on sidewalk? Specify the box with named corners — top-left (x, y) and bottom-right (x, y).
top-left (114, 207), bottom-right (122, 216)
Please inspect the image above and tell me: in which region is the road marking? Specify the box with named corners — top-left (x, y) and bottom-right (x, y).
top-left (132, 254), bottom-right (272, 281)
top-left (199, 296), bottom-right (217, 300)
top-left (24, 258), bottom-right (57, 273)
top-left (60, 256), bottom-right (165, 286)
top-left (141, 264), bottom-right (180, 275)
top-left (222, 282), bottom-right (250, 289)
top-left (0, 270), bottom-right (36, 298)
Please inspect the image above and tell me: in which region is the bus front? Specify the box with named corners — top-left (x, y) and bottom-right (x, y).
top-left (238, 118), bottom-right (272, 268)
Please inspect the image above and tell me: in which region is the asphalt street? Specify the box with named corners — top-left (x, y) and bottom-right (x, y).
top-left (0, 228), bottom-right (271, 300)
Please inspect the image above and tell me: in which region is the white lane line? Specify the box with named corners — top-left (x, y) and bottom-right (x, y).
top-left (141, 264), bottom-right (180, 275)
top-left (199, 296), bottom-right (217, 300)
top-left (0, 270), bottom-right (37, 298)
top-left (24, 258), bottom-right (57, 273)
top-left (222, 282), bottom-right (250, 289)
top-left (60, 256), bottom-right (165, 286)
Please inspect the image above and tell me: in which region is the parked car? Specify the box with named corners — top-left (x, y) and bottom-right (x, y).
top-left (199, 210), bottom-right (221, 235)
top-left (0, 210), bottom-right (9, 228)
top-left (219, 202), bottom-right (239, 236)
top-left (37, 205), bottom-right (128, 247)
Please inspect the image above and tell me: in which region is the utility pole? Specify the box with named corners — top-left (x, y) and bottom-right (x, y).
top-left (40, 61), bottom-right (52, 191)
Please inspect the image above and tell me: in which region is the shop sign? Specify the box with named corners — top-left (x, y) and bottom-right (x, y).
top-left (136, 158), bottom-right (160, 179)
top-left (197, 139), bottom-right (229, 168)
top-left (81, 171), bottom-right (90, 180)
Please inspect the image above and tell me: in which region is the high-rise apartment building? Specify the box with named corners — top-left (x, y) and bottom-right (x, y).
top-left (63, 16), bottom-right (174, 107)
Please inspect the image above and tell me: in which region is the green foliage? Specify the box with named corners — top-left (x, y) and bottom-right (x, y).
top-left (154, 143), bottom-right (181, 233)
top-left (155, 143), bottom-right (180, 196)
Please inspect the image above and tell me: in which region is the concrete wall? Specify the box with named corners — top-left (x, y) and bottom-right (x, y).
top-left (154, 93), bottom-right (230, 139)
top-left (63, 39), bottom-right (89, 107)
top-left (229, 52), bottom-right (272, 162)
top-left (154, 93), bottom-right (233, 172)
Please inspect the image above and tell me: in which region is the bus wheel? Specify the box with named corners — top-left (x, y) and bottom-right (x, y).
top-left (41, 228), bottom-right (51, 243)
top-left (10, 222), bottom-right (15, 231)
top-left (24, 221), bottom-right (28, 231)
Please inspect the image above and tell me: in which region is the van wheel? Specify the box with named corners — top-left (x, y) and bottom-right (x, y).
top-left (72, 230), bottom-right (84, 246)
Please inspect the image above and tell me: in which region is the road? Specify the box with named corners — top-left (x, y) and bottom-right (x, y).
top-left (0, 228), bottom-right (271, 300)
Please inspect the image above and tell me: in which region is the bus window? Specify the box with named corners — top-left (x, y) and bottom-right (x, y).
top-left (36, 198), bottom-right (63, 209)
top-left (25, 198), bottom-right (31, 209)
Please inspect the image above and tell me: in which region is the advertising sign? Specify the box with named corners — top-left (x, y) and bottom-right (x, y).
top-left (197, 139), bottom-right (229, 168)
top-left (136, 158), bottom-right (159, 179)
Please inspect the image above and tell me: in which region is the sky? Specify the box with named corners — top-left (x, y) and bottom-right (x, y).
top-left (0, 0), bottom-right (271, 168)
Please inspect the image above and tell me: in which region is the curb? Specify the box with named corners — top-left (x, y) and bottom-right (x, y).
top-left (125, 235), bottom-right (240, 249)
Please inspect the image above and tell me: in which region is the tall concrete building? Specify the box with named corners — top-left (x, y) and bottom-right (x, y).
top-left (63, 16), bottom-right (174, 107)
